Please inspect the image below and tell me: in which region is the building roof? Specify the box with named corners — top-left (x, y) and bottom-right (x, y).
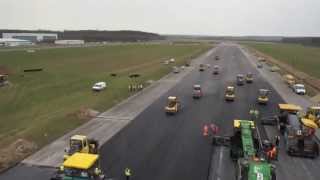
top-left (63, 153), bottom-right (99, 170)
top-left (0, 38), bottom-right (30, 42)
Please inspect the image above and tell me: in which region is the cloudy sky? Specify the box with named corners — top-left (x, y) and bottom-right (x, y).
top-left (1, 0), bottom-right (319, 36)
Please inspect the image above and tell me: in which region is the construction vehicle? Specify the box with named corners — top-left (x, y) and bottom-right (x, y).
top-left (245, 73), bottom-right (253, 83)
top-left (213, 119), bottom-right (276, 180)
top-left (283, 74), bottom-right (295, 88)
top-left (51, 153), bottom-right (105, 180)
top-left (257, 89), bottom-right (270, 104)
top-left (0, 75), bottom-right (8, 86)
top-left (192, 84), bottom-right (203, 99)
top-left (270, 104), bottom-right (320, 158)
top-left (304, 106), bottom-right (320, 127)
top-left (199, 64), bottom-right (205, 71)
top-left (165, 96), bottom-right (180, 114)
top-left (237, 74), bottom-right (245, 86)
top-left (64, 135), bottom-right (99, 160)
top-left (225, 86), bottom-right (235, 101)
top-left (213, 65), bottom-right (220, 75)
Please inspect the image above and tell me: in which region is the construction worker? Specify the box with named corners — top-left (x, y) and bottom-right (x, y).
top-left (203, 125), bottom-right (209, 137)
top-left (274, 135), bottom-right (280, 147)
top-left (125, 168), bottom-right (132, 180)
top-left (267, 145), bottom-right (277, 161)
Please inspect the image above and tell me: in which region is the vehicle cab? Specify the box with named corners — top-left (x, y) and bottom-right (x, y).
top-left (192, 84), bottom-right (202, 98)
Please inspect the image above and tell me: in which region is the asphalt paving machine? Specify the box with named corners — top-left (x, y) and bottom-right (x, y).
top-left (212, 119), bottom-right (277, 180)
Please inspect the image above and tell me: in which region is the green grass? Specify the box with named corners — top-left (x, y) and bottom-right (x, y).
top-left (242, 42), bottom-right (320, 78)
top-left (0, 44), bottom-right (210, 147)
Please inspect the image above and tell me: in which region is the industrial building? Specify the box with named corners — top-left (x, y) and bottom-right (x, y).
top-left (2, 33), bottom-right (58, 42)
top-left (0, 38), bottom-right (33, 47)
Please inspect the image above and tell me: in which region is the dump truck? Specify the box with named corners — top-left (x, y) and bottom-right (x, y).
top-left (270, 104), bottom-right (320, 158)
top-left (245, 73), bottom-right (253, 83)
top-left (165, 96), bottom-right (180, 114)
top-left (225, 86), bottom-right (235, 101)
top-left (257, 89), bottom-right (270, 105)
top-left (51, 153), bottom-right (105, 180)
top-left (213, 119), bottom-right (277, 180)
top-left (64, 135), bottom-right (99, 160)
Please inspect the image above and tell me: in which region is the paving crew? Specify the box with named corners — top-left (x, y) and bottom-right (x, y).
top-left (125, 167), bottom-right (132, 180)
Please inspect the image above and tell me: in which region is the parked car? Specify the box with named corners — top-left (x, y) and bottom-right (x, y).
top-left (92, 82), bottom-right (107, 91)
top-left (292, 84), bottom-right (306, 95)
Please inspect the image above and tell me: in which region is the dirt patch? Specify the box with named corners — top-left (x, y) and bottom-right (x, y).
top-left (0, 65), bottom-right (11, 75)
top-left (247, 47), bottom-right (320, 100)
top-left (67, 108), bottom-right (100, 120)
top-left (0, 139), bottom-right (37, 172)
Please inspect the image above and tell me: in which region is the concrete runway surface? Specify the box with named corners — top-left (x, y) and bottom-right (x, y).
top-left (1, 43), bottom-right (320, 180)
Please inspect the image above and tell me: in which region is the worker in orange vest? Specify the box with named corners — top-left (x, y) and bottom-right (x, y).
top-left (267, 145), bottom-right (277, 161)
top-left (203, 125), bottom-right (209, 137)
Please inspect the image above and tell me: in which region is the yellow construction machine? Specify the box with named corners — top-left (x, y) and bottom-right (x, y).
top-left (165, 96), bottom-right (180, 114)
top-left (64, 135), bottom-right (99, 160)
top-left (225, 86), bottom-right (235, 101)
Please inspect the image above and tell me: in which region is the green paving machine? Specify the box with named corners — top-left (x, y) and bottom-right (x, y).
top-left (213, 119), bottom-right (276, 180)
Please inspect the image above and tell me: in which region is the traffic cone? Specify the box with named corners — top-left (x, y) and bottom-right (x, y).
top-left (203, 125), bottom-right (209, 137)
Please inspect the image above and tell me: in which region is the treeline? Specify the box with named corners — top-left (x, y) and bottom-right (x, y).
top-left (282, 37), bottom-right (320, 46)
top-left (0, 29), bottom-right (163, 42)
top-left (59, 30), bottom-right (163, 42)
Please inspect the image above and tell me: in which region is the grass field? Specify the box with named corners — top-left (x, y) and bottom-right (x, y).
top-left (242, 42), bottom-right (320, 78)
top-left (0, 44), bottom-right (210, 149)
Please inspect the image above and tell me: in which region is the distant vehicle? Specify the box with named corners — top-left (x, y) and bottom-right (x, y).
top-left (257, 62), bottom-right (263, 68)
top-left (199, 64), bottom-right (205, 71)
top-left (213, 65), bottom-right (220, 74)
top-left (192, 84), bottom-right (203, 99)
top-left (92, 82), bottom-right (106, 91)
top-left (185, 62), bottom-right (190, 67)
top-left (258, 89), bottom-right (270, 104)
top-left (236, 74), bottom-right (244, 86)
top-left (292, 84), bottom-right (306, 95)
top-left (173, 66), bottom-right (180, 73)
top-left (245, 73), bottom-right (253, 83)
top-left (283, 74), bottom-right (295, 87)
top-left (170, 58), bottom-right (175, 63)
top-left (215, 56), bottom-right (220, 60)
top-left (165, 96), bottom-right (180, 114)
top-left (225, 86), bottom-right (235, 101)
top-left (206, 64), bottom-right (211, 68)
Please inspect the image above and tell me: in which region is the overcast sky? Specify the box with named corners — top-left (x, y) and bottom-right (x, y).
top-left (1, 0), bottom-right (319, 36)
